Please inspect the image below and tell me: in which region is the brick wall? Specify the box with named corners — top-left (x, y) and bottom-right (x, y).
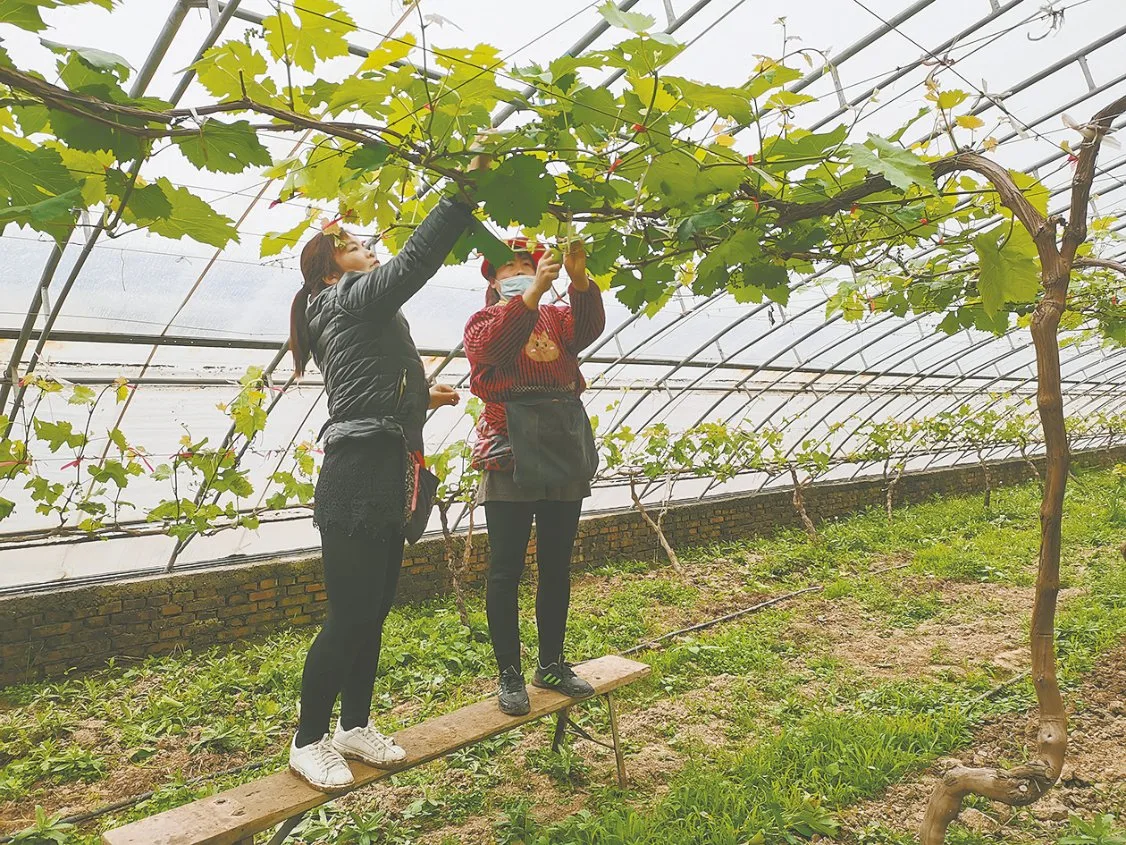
top-left (2, 447), bottom-right (1123, 687)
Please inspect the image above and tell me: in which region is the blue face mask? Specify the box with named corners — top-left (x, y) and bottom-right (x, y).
top-left (498, 274), bottom-right (535, 301)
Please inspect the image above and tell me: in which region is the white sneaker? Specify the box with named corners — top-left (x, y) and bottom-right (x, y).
top-left (289, 733), bottom-right (354, 792)
top-left (332, 721), bottom-right (407, 768)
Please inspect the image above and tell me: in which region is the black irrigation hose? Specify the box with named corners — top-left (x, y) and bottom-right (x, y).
top-left (620, 586), bottom-right (825, 656)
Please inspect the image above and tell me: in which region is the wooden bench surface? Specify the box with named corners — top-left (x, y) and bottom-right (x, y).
top-left (103, 654), bottom-right (650, 845)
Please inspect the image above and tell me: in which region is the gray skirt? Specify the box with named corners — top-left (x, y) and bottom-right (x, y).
top-left (477, 470), bottom-right (591, 504)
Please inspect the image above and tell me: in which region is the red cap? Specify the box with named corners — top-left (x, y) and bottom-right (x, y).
top-left (480, 237), bottom-right (547, 280)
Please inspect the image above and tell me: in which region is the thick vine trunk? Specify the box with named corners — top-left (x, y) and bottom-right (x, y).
top-left (919, 267), bottom-right (1071, 843)
top-left (436, 502), bottom-right (471, 629)
top-left (886, 463), bottom-right (905, 522)
top-left (629, 476), bottom-right (682, 572)
top-left (977, 450), bottom-right (993, 509)
top-left (788, 465), bottom-right (818, 543)
top-left (1019, 445), bottom-right (1043, 493)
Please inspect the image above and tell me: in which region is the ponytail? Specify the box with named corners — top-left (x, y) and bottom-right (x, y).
top-left (292, 229), bottom-right (351, 378)
top-left (289, 288), bottom-right (313, 377)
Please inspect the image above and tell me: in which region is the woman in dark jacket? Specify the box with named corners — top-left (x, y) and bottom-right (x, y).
top-left (286, 166), bottom-right (484, 791)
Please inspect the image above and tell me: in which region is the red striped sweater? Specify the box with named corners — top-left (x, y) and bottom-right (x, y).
top-left (464, 282), bottom-right (605, 469)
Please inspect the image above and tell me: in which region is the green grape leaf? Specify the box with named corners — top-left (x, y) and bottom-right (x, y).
top-left (173, 120), bottom-right (272, 174)
top-left (1008, 169), bottom-right (1050, 217)
top-left (761, 125), bottom-right (848, 173)
top-left (567, 85), bottom-right (620, 130)
top-left (676, 208), bottom-right (726, 241)
top-left (263, 0), bottom-right (356, 72)
top-left (0, 138), bottom-right (81, 207)
top-left (475, 155), bottom-right (556, 227)
top-left (0, 0), bottom-right (112, 31)
top-left (845, 134), bottom-right (937, 194)
top-left (974, 225), bottom-right (1040, 316)
top-left (0, 497), bottom-right (13, 520)
top-left (108, 427), bottom-right (128, 452)
top-left (55, 147), bottom-right (113, 205)
top-left (765, 90), bottom-right (816, 111)
top-left (451, 217), bottom-right (513, 267)
top-left (0, 187), bottom-right (80, 239)
top-left (265, 492), bottom-right (288, 511)
top-left (935, 89), bottom-right (969, 110)
top-left (357, 31), bottom-right (415, 72)
top-left (261, 208), bottom-right (317, 258)
top-left (745, 63), bottom-right (803, 99)
top-left (664, 77), bottom-right (755, 123)
top-left (41, 37), bottom-right (130, 77)
top-left (68, 384), bottom-right (97, 405)
top-left (146, 178), bottom-right (238, 248)
top-left (193, 41), bottom-right (275, 102)
top-left (346, 143), bottom-right (390, 172)
top-left (119, 180), bottom-right (173, 222)
top-left (598, 2), bottom-right (656, 32)
top-left (33, 418), bottom-right (86, 452)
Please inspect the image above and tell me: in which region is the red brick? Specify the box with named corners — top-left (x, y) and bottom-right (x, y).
top-left (161, 604), bottom-right (183, 616)
top-left (36, 621), bottom-right (72, 637)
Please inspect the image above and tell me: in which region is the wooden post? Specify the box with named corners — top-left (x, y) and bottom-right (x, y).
top-left (605, 693), bottom-right (627, 787)
top-left (552, 706), bottom-right (570, 752)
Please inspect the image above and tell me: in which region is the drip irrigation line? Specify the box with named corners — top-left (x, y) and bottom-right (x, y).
top-left (620, 585), bottom-right (824, 655)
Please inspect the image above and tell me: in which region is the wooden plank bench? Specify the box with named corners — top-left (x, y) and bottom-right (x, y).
top-left (103, 654), bottom-right (650, 845)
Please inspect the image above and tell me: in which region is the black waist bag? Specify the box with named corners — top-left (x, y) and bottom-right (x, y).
top-left (505, 395), bottom-right (599, 489)
top-left (405, 461), bottom-right (439, 545)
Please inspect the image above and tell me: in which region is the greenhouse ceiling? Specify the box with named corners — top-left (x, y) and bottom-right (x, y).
top-left (0, 0), bottom-right (1124, 589)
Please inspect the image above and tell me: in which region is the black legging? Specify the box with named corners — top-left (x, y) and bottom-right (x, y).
top-left (484, 499), bottom-right (583, 673)
top-left (296, 527), bottom-right (402, 746)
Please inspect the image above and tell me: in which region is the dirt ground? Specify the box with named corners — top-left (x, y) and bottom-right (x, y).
top-left (837, 647), bottom-right (1126, 841)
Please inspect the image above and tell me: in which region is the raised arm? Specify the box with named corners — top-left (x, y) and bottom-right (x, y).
top-left (561, 240), bottom-right (605, 352)
top-left (562, 280), bottom-right (605, 352)
top-left (337, 197), bottom-right (475, 317)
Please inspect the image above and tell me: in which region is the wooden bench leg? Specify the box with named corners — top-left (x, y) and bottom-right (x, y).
top-left (265, 811), bottom-right (306, 845)
top-left (551, 706), bottom-right (571, 752)
top-left (605, 692), bottom-right (627, 788)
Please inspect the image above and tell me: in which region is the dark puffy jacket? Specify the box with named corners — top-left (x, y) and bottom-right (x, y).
top-left (307, 197), bottom-right (474, 452)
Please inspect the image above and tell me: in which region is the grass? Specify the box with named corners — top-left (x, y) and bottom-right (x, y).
top-left (1, 466), bottom-right (1125, 843)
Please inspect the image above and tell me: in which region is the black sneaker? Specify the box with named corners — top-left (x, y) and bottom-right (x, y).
top-left (533, 661), bottom-right (595, 699)
top-left (498, 666), bottom-right (530, 716)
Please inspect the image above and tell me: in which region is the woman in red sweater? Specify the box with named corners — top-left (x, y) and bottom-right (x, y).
top-left (464, 239), bottom-right (605, 715)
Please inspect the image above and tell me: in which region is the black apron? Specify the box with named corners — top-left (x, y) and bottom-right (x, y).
top-left (504, 395), bottom-right (599, 489)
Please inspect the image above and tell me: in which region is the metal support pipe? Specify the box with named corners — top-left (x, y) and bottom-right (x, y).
top-left (169, 0), bottom-right (249, 104)
top-left (201, 1), bottom-right (442, 81)
top-left (0, 0), bottom-right (195, 425)
top-left (130, 0), bottom-right (194, 97)
top-left (809, 0), bottom-right (1027, 131)
top-left (3, 0), bottom-right (244, 429)
top-left (792, 0), bottom-right (940, 94)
